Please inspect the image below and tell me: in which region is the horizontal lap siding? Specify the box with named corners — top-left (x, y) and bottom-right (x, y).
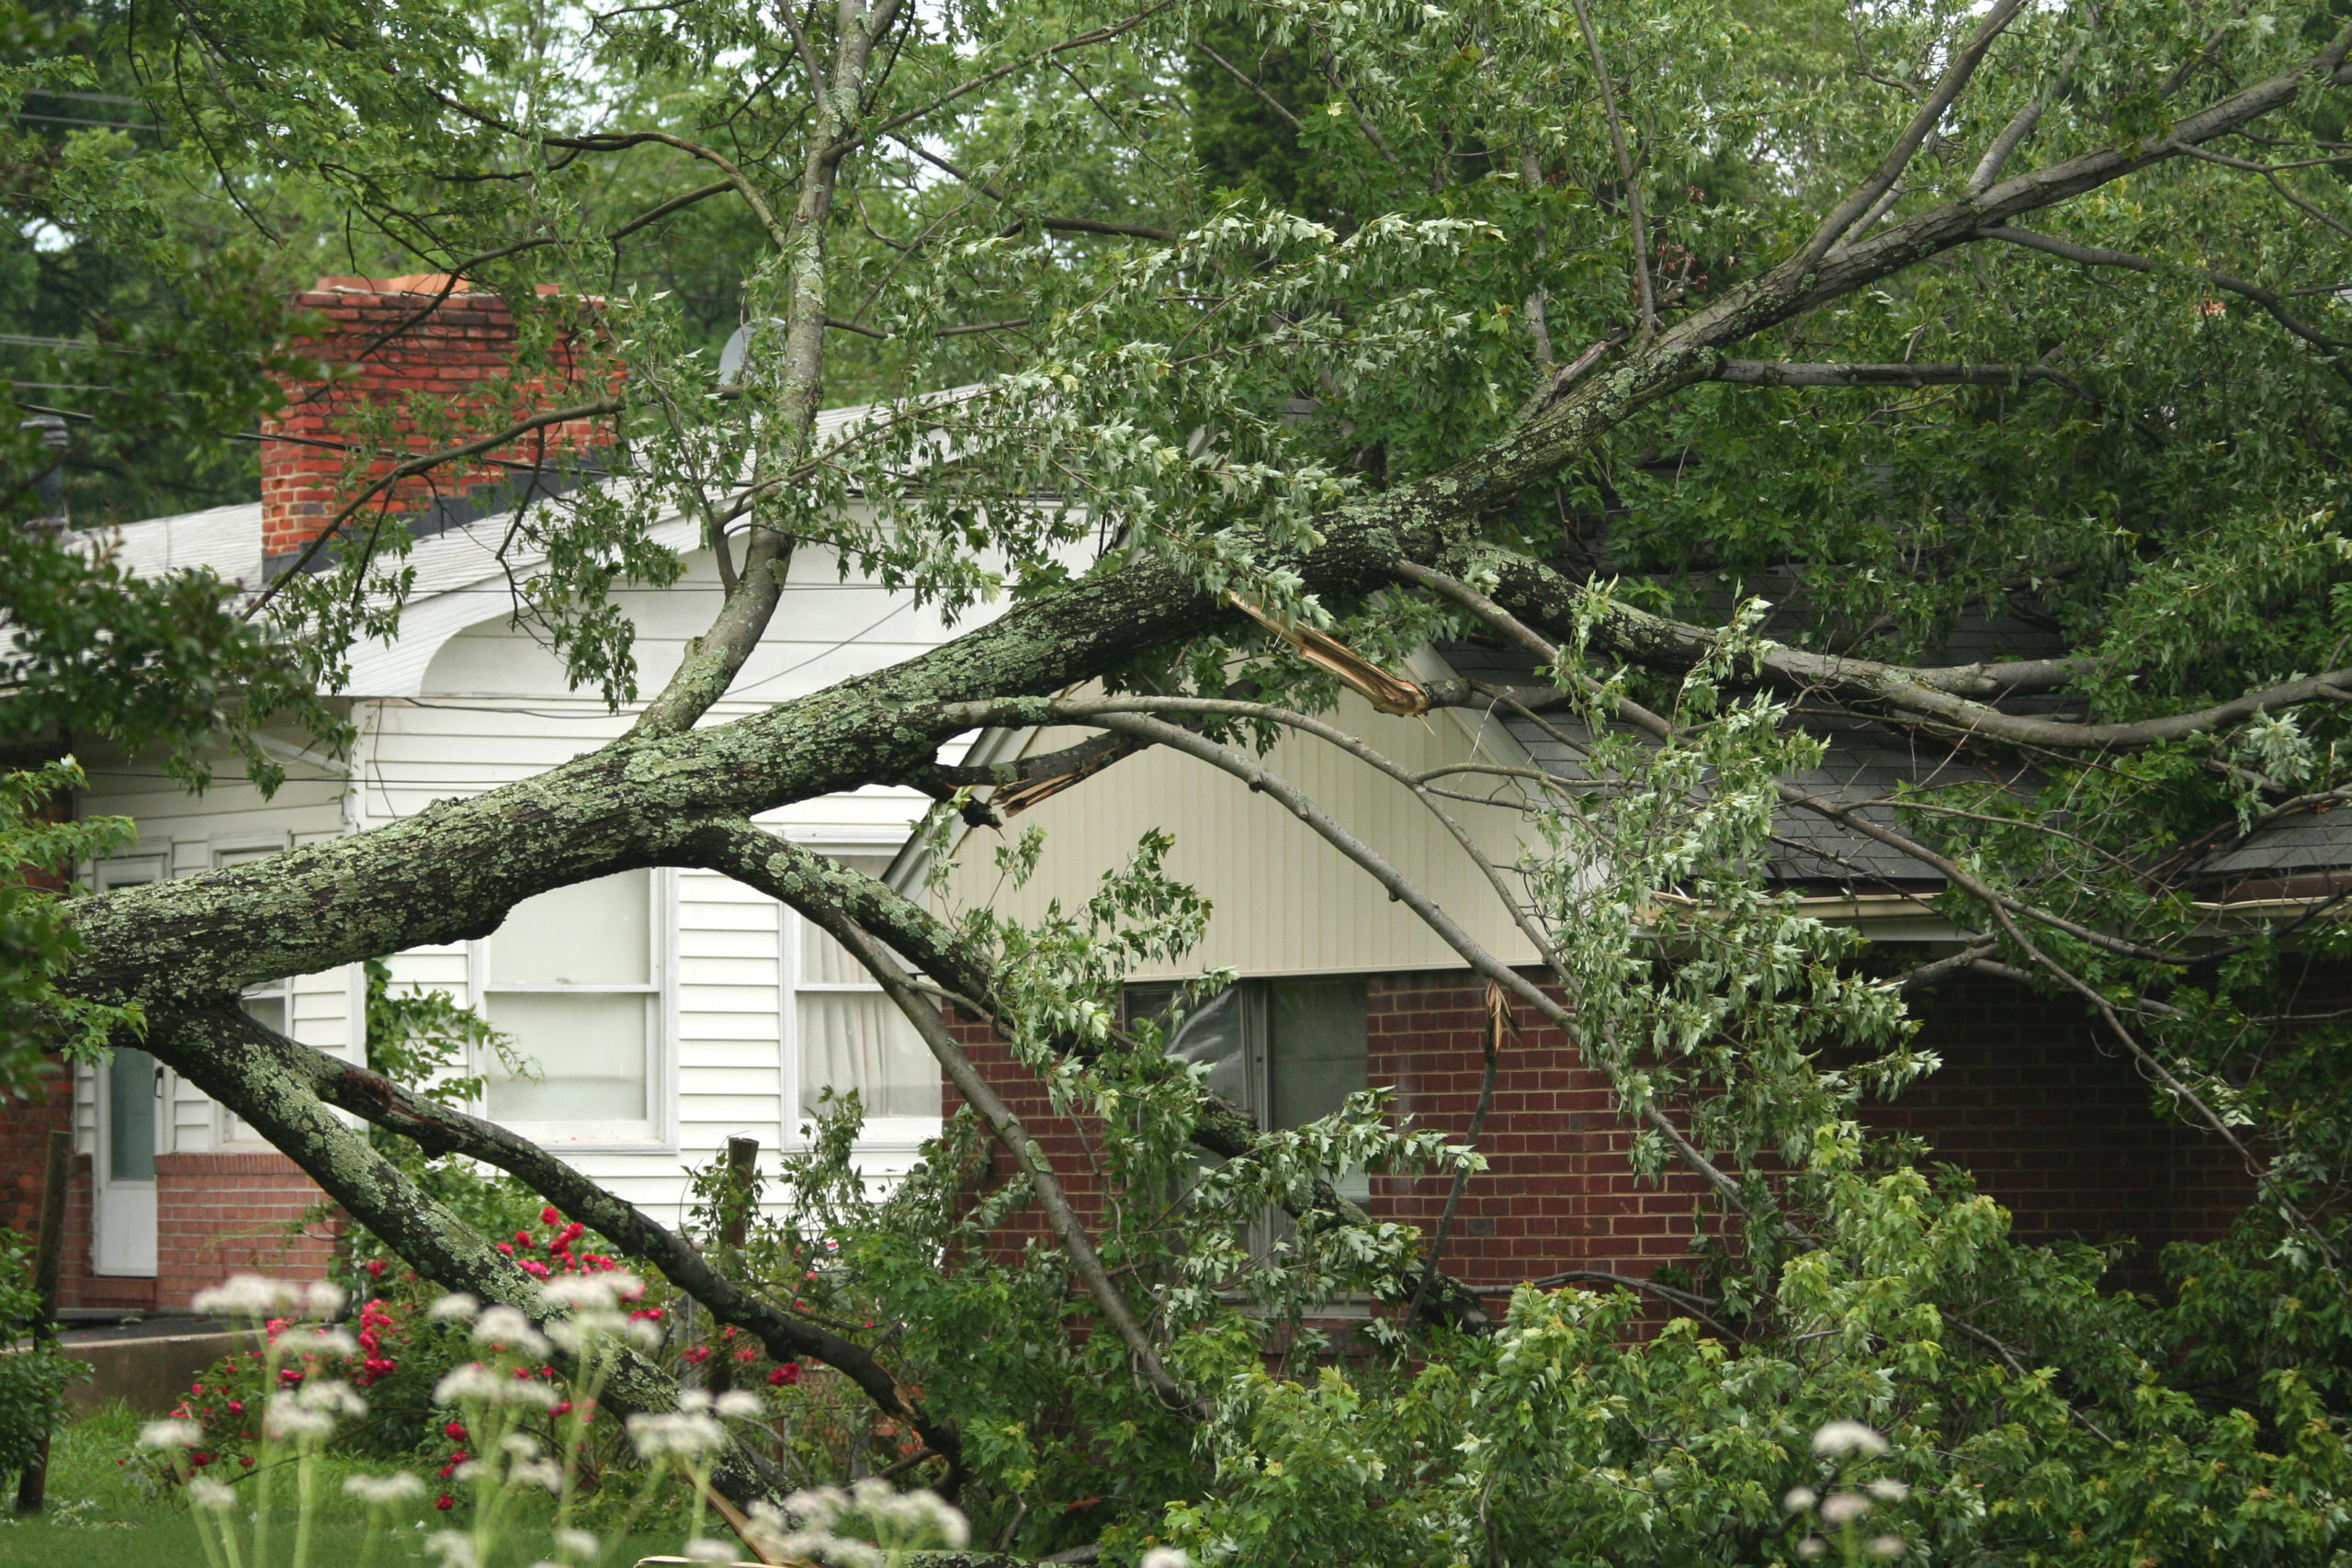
top-left (937, 688), bottom-right (1543, 980)
top-left (679, 869), bottom-right (784, 1161)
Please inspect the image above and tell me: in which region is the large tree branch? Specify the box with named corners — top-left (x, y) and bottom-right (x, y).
top-left (142, 1006), bottom-right (792, 1504)
top-left (1799, 0), bottom-right (2031, 269)
top-left (676, 819), bottom-right (1491, 1328)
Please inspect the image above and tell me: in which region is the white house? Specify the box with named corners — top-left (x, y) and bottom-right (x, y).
top-left (45, 289), bottom-right (983, 1309)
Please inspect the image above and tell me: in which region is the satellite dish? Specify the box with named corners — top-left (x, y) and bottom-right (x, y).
top-left (718, 318), bottom-right (786, 384)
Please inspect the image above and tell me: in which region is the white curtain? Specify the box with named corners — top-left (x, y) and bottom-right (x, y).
top-left (797, 991), bottom-right (938, 1118)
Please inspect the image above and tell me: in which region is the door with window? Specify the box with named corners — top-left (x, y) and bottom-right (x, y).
top-left (91, 855), bottom-right (166, 1276)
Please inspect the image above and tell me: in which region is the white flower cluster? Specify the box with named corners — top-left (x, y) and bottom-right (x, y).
top-left (345, 1472), bottom-right (426, 1506)
top-left (138, 1419), bottom-right (202, 1451)
top-left (742, 1477), bottom-right (971, 1566)
top-left (435, 1362), bottom-right (560, 1408)
top-left (1789, 1424), bottom-right (1909, 1561)
top-left (471, 1304), bottom-right (551, 1359)
top-left (190, 1275), bottom-right (345, 1319)
top-left (187, 1478), bottom-right (238, 1513)
top-left (625, 1407), bottom-right (728, 1461)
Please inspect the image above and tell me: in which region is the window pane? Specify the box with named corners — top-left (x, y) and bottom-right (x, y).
top-left (490, 870), bottom-right (650, 987)
top-left (483, 993), bottom-right (649, 1122)
top-left (1268, 980), bottom-right (1367, 1130)
top-left (108, 1047), bottom-right (157, 1181)
top-left (241, 994), bottom-right (287, 1037)
top-left (798, 992), bottom-right (938, 1118)
top-left (1161, 986), bottom-right (1249, 1106)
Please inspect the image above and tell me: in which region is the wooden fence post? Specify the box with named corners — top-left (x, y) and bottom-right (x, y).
top-left (15, 1127), bottom-right (73, 1514)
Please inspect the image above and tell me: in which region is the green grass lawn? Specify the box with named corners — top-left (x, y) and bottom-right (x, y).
top-left (2, 1406), bottom-right (699, 1567)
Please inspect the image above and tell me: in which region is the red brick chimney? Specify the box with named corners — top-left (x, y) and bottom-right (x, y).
top-left (260, 276), bottom-right (616, 568)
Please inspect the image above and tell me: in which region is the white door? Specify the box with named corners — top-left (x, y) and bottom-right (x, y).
top-left (91, 856), bottom-right (164, 1277)
top-left (93, 1044), bottom-right (160, 1276)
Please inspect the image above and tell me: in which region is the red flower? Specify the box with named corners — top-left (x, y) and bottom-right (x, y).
top-left (540, 1205), bottom-right (561, 1225)
top-left (494, 1242), bottom-right (514, 1256)
top-left (682, 1346), bottom-right (712, 1365)
top-left (189, 1452), bottom-right (213, 1468)
top-left (734, 1347), bottom-right (759, 1362)
top-left (514, 1231), bottom-right (535, 1251)
top-left (550, 1399), bottom-right (572, 1417)
top-left (444, 1421), bottom-right (467, 1441)
top-left (227, 1400), bottom-right (243, 1416)
top-left (769, 1363), bottom-right (801, 1387)
top-left (190, 1382), bottom-right (204, 1395)
top-left (557, 1222), bottom-right (584, 1248)
top-left (279, 1368), bottom-right (305, 1386)
top-left (240, 1456), bottom-right (254, 1469)
top-left (435, 1494), bottom-right (455, 1511)
top-left (520, 1258), bottom-right (550, 1280)
top-left (365, 1258), bottom-right (387, 1279)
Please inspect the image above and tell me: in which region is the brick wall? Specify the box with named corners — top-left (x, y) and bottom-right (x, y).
top-left (262, 274), bottom-right (615, 562)
top-left (153, 1151), bottom-right (340, 1311)
top-left (951, 970), bottom-right (2256, 1307)
top-left (50, 1151), bottom-right (338, 1314)
top-left (0, 1054), bottom-right (71, 1240)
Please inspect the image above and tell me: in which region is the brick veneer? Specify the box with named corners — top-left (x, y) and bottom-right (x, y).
top-left (0, 1054), bottom-right (71, 1240)
top-left (262, 274), bottom-right (615, 560)
top-left (49, 1150), bottom-right (339, 1314)
top-left (950, 970), bottom-right (2256, 1307)
top-left (153, 1151), bottom-right (341, 1310)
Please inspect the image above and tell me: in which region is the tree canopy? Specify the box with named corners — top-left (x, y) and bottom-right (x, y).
top-left (16, 0), bottom-right (2352, 1560)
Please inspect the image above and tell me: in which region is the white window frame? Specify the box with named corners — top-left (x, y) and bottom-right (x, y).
top-left (782, 839), bottom-right (944, 1151)
top-left (468, 867), bottom-right (677, 1150)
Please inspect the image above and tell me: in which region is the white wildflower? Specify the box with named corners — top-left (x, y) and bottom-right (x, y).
top-left (435, 1363), bottom-right (558, 1408)
top-left (781, 1485), bottom-right (848, 1528)
top-left (514, 1458), bottom-right (563, 1494)
top-left (264, 1397), bottom-right (335, 1442)
top-left (1867, 1477), bottom-right (1912, 1503)
top-left (191, 1274), bottom-right (298, 1319)
top-left (684, 1540), bottom-right (739, 1562)
top-left (470, 1305), bottom-right (551, 1359)
top-left (427, 1529), bottom-right (478, 1568)
top-left (713, 1390), bottom-right (764, 1419)
top-left (554, 1528), bottom-right (600, 1560)
top-left (285, 1325), bottom-right (359, 1359)
top-left (1141, 1551), bottom-right (1191, 1568)
top-left (1782, 1487), bottom-right (1818, 1513)
top-left (1796, 1540), bottom-right (1826, 1561)
top-left (677, 1388), bottom-right (713, 1414)
top-left (303, 1280), bottom-right (349, 1316)
top-left (427, 1292), bottom-right (481, 1324)
top-left (623, 1318), bottom-right (662, 1350)
top-left (139, 1419), bottom-right (202, 1451)
top-left (434, 1364), bottom-right (507, 1405)
top-left (452, 1461), bottom-right (488, 1484)
top-left (501, 1431), bottom-right (544, 1460)
top-left (187, 1478), bottom-right (237, 1512)
top-left (626, 1409), bottom-right (727, 1461)
top-left (344, 1472), bottom-right (426, 1505)
top-left (780, 1533), bottom-right (881, 1568)
top-left (296, 1378), bottom-right (368, 1416)
top-left (1819, 1493), bottom-right (1871, 1527)
top-left (541, 1272), bottom-right (639, 1310)
top-left (1812, 1420), bottom-right (1890, 1458)
top-left (1866, 1536), bottom-right (1906, 1559)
